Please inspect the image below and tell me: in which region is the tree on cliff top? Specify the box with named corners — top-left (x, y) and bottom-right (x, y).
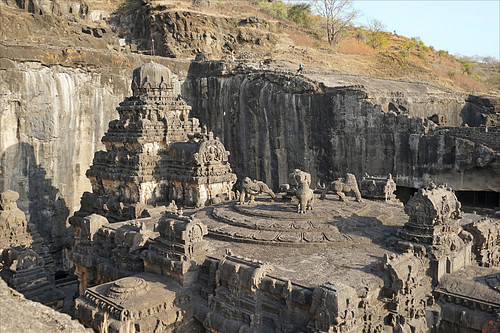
top-left (311, 0), bottom-right (357, 46)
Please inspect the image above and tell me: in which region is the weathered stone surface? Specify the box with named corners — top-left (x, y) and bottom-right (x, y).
top-left (184, 62), bottom-right (500, 194)
top-left (359, 173), bottom-right (398, 201)
top-left (0, 276), bottom-right (87, 333)
top-left (0, 190), bottom-right (64, 308)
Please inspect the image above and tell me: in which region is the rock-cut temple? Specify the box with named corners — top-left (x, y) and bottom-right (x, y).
top-left (71, 62), bottom-right (237, 224)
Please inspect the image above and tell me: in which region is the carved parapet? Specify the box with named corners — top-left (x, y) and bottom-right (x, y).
top-left (142, 216), bottom-right (208, 286)
top-left (1, 247), bottom-right (64, 308)
top-left (464, 217), bottom-right (500, 267)
top-left (359, 173), bottom-right (397, 201)
top-left (216, 255), bottom-right (273, 293)
top-left (204, 255), bottom-right (274, 332)
top-left (74, 273), bottom-right (185, 332)
top-left (308, 282), bottom-right (359, 332)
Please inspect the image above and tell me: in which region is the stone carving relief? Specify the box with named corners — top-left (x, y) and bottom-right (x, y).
top-left (308, 282), bottom-right (359, 332)
top-left (296, 178), bottom-right (314, 214)
top-left (238, 177), bottom-right (276, 205)
top-left (320, 173), bottom-right (363, 203)
top-left (359, 173), bottom-right (397, 202)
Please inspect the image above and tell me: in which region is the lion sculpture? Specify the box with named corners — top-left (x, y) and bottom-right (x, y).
top-left (296, 179), bottom-right (314, 214)
top-left (320, 173), bottom-right (363, 203)
top-left (238, 177), bottom-right (276, 205)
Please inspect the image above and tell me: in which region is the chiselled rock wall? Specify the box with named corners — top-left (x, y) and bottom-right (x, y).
top-left (1, 54), bottom-right (498, 269)
top-left (184, 62), bottom-right (499, 193)
top-left (0, 60), bottom-right (128, 267)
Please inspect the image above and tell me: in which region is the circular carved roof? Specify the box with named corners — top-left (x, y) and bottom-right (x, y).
top-left (106, 277), bottom-right (149, 300)
top-left (132, 61), bottom-right (173, 94)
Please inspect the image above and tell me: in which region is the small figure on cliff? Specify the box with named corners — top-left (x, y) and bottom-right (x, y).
top-left (297, 63), bottom-right (303, 74)
top-left (231, 50), bottom-right (235, 62)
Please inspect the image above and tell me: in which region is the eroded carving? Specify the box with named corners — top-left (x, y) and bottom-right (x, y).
top-left (320, 173), bottom-right (363, 203)
top-left (238, 177), bottom-right (276, 205)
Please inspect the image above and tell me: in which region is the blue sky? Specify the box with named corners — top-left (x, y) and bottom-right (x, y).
top-left (351, 0), bottom-right (499, 59)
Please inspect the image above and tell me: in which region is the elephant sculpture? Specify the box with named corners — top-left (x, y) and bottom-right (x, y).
top-left (320, 173), bottom-right (363, 203)
top-left (238, 177), bottom-right (276, 205)
top-left (296, 179), bottom-right (314, 214)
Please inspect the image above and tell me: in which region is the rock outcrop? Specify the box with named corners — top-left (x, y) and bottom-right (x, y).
top-left (184, 62), bottom-right (500, 194)
top-left (0, 277), bottom-right (87, 333)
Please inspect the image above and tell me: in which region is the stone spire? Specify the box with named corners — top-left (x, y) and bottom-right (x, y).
top-left (71, 62), bottom-right (236, 223)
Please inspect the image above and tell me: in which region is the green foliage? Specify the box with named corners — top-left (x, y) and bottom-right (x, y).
top-left (429, 45), bottom-right (435, 52)
top-left (417, 52), bottom-right (425, 59)
top-left (365, 19), bottom-right (387, 49)
top-left (437, 50), bottom-right (447, 57)
top-left (400, 39), bottom-right (416, 58)
top-left (447, 70), bottom-right (456, 77)
top-left (486, 73), bottom-right (500, 89)
top-left (368, 31), bottom-right (387, 49)
top-left (287, 3), bottom-right (312, 28)
top-left (261, 1), bottom-right (287, 20)
top-left (460, 59), bottom-right (472, 74)
top-left (356, 30), bottom-right (368, 43)
top-left (419, 44), bottom-right (430, 52)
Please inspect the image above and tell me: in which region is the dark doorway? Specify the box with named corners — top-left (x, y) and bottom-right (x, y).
top-left (395, 186), bottom-right (418, 204)
top-left (455, 191), bottom-right (499, 209)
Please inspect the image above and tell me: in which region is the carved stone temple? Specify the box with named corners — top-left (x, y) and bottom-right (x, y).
top-left (70, 61), bottom-right (236, 225)
top-left (65, 64), bottom-right (500, 333)
top-left (71, 179), bottom-right (499, 333)
top-left (0, 190), bottom-right (64, 309)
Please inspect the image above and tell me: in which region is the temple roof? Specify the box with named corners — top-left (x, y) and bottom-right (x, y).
top-left (132, 61), bottom-right (173, 95)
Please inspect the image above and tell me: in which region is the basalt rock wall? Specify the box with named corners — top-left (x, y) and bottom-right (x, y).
top-left (0, 60), bottom-right (132, 269)
top-left (0, 43), bottom-right (190, 269)
top-left (184, 62), bottom-right (499, 193)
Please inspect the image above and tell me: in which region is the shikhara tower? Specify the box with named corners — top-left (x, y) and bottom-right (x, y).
top-left (72, 62), bottom-right (236, 223)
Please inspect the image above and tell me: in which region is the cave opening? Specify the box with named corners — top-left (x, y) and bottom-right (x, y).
top-left (455, 191), bottom-right (499, 210)
top-left (394, 186), bottom-right (418, 204)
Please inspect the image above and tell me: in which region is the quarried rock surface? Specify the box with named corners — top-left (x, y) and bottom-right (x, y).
top-left (185, 62), bottom-right (500, 195)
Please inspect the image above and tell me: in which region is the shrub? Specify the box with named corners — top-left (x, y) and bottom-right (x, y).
top-left (400, 39), bottom-right (416, 58)
top-left (365, 19), bottom-right (387, 50)
top-left (261, 1), bottom-right (287, 20)
top-left (367, 31), bottom-right (387, 50)
top-left (288, 3), bottom-right (312, 28)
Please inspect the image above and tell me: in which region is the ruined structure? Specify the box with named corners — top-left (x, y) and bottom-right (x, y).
top-left (70, 62), bottom-right (236, 226)
top-left (0, 190), bottom-right (64, 309)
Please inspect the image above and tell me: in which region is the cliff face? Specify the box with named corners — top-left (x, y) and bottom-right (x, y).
top-left (184, 62), bottom-right (499, 193)
top-left (0, 60), bottom-right (128, 267)
top-left (1, 56), bottom-right (498, 270)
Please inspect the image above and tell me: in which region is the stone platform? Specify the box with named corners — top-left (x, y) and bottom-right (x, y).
top-left (194, 194), bottom-right (405, 247)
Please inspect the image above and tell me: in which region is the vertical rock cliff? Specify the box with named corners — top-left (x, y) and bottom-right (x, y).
top-left (0, 61), bottom-right (129, 267)
top-left (184, 62), bottom-right (499, 193)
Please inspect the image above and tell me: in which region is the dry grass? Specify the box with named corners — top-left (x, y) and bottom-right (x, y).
top-left (282, 26), bottom-right (317, 48)
top-left (451, 73), bottom-right (489, 93)
top-left (337, 38), bottom-right (377, 55)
